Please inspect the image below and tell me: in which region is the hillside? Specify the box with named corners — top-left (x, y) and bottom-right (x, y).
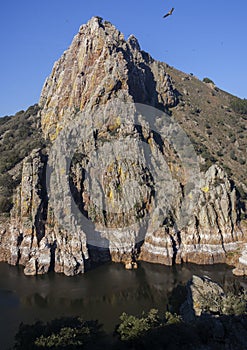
top-left (0, 104), bottom-right (45, 213)
top-left (165, 65), bottom-right (246, 200)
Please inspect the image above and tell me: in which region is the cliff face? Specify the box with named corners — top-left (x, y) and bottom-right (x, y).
top-left (0, 149), bottom-right (88, 276)
top-left (39, 17), bottom-right (177, 141)
top-left (0, 17), bottom-right (246, 275)
top-left (140, 165), bottom-right (244, 266)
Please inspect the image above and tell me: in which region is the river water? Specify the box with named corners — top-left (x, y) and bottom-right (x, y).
top-left (0, 261), bottom-right (245, 349)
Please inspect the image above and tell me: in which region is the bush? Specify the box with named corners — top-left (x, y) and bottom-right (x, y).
top-left (230, 150), bottom-right (237, 161)
top-left (221, 293), bottom-right (247, 316)
top-left (116, 309), bottom-right (160, 341)
top-left (116, 309), bottom-right (183, 343)
top-left (35, 326), bottom-right (91, 348)
top-left (0, 196), bottom-right (12, 212)
top-left (164, 311), bottom-right (182, 325)
top-left (239, 158), bottom-right (246, 165)
top-left (0, 173), bottom-right (15, 192)
top-left (197, 290), bottom-right (247, 316)
top-left (191, 107), bottom-right (201, 115)
top-left (203, 77), bottom-right (215, 84)
top-left (217, 150), bottom-right (224, 157)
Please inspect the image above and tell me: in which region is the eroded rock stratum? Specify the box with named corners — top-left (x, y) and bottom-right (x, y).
top-left (0, 17), bottom-right (246, 275)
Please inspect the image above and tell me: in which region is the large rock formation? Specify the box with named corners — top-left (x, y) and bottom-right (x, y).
top-left (140, 164), bottom-right (244, 266)
top-left (0, 17), bottom-right (246, 275)
top-left (39, 17), bottom-right (177, 141)
top-left (180, 275), bottom-right (225, 322)
top-left (180, 275), bottom-right (247, 348)
top-left (180, 275), bottom-right (247, 321)
top-left (0, 149), bottom-right (88, 276)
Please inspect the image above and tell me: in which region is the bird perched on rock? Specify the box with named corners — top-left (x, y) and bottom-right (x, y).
top-left (163, 7), bottom-right (174, 18)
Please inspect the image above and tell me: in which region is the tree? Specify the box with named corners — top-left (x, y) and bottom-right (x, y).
top-left (203, 77), bottom-right (215, 84)
top-left (13, 317), bottom-right (104, 350)
top-left (116, 309), bottom-right (160, 341)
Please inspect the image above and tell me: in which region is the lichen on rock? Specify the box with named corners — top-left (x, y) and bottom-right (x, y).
top-left (0, 17), bottom-right (246, 276)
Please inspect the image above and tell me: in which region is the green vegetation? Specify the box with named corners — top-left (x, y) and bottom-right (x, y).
top-left (0, 104), bottom-right (46, 213)
top-left (116, 309), bottom-right (161, 341)
top-left (12, 283), bottom-right (247, 350)
top-left (203, 77), bottom-right (215, 84)
top-left (13, 311), bottom-right (184, 350)
top-left (0, 173), bottom-right (16, 212)
top-left (197, 290), bottom-right (247, 316)
top-left (230, 97), bottom-right (247, 115)
top-left (13, 309), bottom-right (247, 350)
top-left (0, 104), bottom-right (43, 173)
top-left (230, 150), bottom-right (237, 161)
top-left (14, 317), bottom-right (104, 350)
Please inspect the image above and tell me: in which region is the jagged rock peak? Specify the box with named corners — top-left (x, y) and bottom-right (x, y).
top-left (79, 16), bottom-right (104, 31)
top-left (39, 16), bottom-right (178, 141)
top-left (127, 34), bottom-right (141, 51)
top-left (78, 16), bottom-right (126, 42)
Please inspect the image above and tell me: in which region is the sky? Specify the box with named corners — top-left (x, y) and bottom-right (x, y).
top-left (0, 0), bottom-right (247, 117)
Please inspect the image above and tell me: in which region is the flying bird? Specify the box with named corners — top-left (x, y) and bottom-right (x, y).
top-left (163, 7), bottom-right (174, 18)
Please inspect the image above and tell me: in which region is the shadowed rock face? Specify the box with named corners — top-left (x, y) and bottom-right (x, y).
top-left (0, 17), bottom-right (246, 276)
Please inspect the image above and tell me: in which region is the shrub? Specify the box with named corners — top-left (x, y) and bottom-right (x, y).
top-left (35, 326), bottom-right (91, 348)
top-left (230, 150), bottom-right (237, 161)
top-left (191, 107), bottom-right (201, 115)
top-left (217, 150), bottom-right (224, 157)
top-left (197, 289), bottom-right (247, 316)
top-left (221, 293), bottom-right (247, 316)
top-left (230, 135), bottom-right (236, 143)
top-left (203, 77), bottom-right (215, 84)
top-left (239, 158), bottom-right (246, 165)
top-left (164, 311), bottom-right (182, 325)
top-left (116, 309), bottom-right (184, 343)
top-left (0, 196), bottom-right (12, 212)
top-left (116, 309), bottom-right (160, 341)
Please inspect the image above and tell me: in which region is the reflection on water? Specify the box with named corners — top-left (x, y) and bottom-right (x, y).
top-left (0, 261), bottom-right (245, 349)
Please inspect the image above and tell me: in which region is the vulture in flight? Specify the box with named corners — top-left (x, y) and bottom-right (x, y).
top-left (163, 7), bottom-right (174, 18)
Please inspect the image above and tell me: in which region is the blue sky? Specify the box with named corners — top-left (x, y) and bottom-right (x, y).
top-left (0, 0), bottom-right (247, 117)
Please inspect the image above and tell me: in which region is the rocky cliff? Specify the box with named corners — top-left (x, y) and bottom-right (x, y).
top-left (180, 275), bottom-right (247, 348)
top-left (0, 17), bottom-right (246, 276)
top-left (39, 17), bottom-right (177, 141)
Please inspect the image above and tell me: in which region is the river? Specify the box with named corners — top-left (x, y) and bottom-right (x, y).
top-left (0, 261), bottom-right (245, 349)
